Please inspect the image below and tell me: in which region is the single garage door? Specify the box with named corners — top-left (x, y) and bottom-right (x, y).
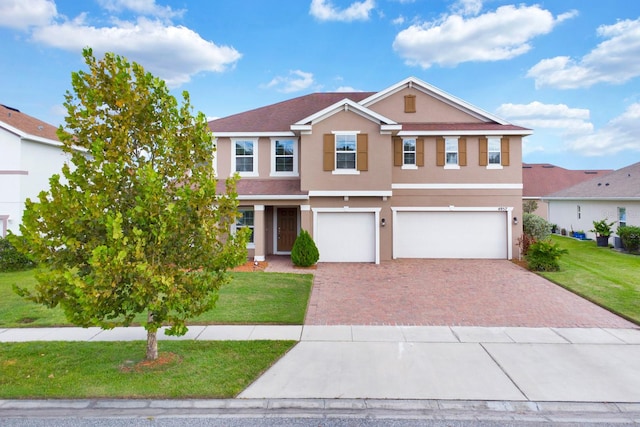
top-left (394, 211), bottom-right (508, 259)
top-left (315, 211), bottom-right (376, 262)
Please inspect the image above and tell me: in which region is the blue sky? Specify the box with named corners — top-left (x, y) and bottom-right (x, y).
top-left (1, 0), bottom-right (640, 170)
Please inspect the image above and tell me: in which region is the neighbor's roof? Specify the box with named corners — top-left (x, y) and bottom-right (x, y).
top-left (523, 163), bottom-right (613, 198)
top-left (545, 162), bottom-right (640, 200)
top-left (0, 104), bottom-right (60, 142)
top-left (209, 92), bottom-right (374, 133)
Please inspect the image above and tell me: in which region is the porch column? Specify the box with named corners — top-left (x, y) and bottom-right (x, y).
top-left (300, 204), bottom-right (312, 236)
top-left (254, 205), bottom-right (265, 262)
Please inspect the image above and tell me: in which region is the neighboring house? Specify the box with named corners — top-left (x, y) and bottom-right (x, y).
top-left (544, 161), bottom-right (640, 242)
top-left (209, 77), bottom-right (532, 263)
top-left (523, 163), bottom-right (612, 220)
top-left (0, 104), bottom-right (68, 237)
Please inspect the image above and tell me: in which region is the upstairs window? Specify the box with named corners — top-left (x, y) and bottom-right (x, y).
top-left (488, 137), bottom-right (501, 165)
top-left (323, 133), bottom-right (368, 174)
top-left (271, 138), bottom-right (298, 176)
top-left (445, 138), bottom-right (458, 166)
top-left (403, 138), bottom-right (416, 166)
top-left (336, 134), bottom-right (356, 170)
top-left (233, 139), bottom-right (257, 176)
top-left (479, 137), bottom-right (509, 168)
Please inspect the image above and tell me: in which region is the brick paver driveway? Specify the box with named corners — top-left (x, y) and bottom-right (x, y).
top-left (277, 259), bottom-right (635, 328)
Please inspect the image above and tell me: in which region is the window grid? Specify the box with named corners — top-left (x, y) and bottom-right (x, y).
top-left (403, 138), bottom-right (416, 165)
top-left (235, 140), bottom-right (254, 173)
top-left (618, 207), bottom-right (627, 227)
top-left (488, 138), bottom-right (501, 165)
top-left (237, 208), bottom-right (254, 243)
top-left (275, 140), bottom-right (294, 172)
top-left (445, 138), bottom-right (458, 165)
top-left (336, 134), bottom-right (356, 170)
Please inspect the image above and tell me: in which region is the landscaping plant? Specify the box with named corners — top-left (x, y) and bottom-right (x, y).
top-left (618, 226), bottom-right (640, 253)
top-left (291, 229), bottom-right (320, 267)
top-left (522, 213), bottom-right (551, 241)
top-left (10, 48), bottom-right (249, 360)
top-left (0, 237), bottom-right (34, 272)
top-left (525, 239), bottom-right (568, 271)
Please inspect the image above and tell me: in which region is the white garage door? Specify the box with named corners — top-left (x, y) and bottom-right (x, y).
top-left (394, 211), bottom-right (508, 259)
top-left (315, 212), bottom-right (376, 262)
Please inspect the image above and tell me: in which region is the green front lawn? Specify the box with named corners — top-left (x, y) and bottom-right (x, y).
top-left (539, 235), bottom-right (640, 324)
top-left (0, 270), bottom-right (313, 327)
top-left (0, 340), bottom-right (295, 398)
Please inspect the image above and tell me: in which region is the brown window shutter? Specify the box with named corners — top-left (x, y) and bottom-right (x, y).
top-left (479, 137), bottom-right (488, 166)
top-left (416, 137), bottom-right (425, 166)
top-left (458, 137), bottom-right (467, 166)
top-left (323, 134), bottom-right (334, 171)
top-left (404, 95), bottom-right (416, 113)
top-left (393, 136), bottom-right (402, 166)
top-left (501, 137), bottom-right (510, 166)
top-left (436, 137), bottom-right (445, 166)
top-left (357, 133), bottom-right (368, 171)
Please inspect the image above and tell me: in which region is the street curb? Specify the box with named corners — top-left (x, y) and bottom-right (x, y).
top-left (2, 399), bottom-right (640, 423)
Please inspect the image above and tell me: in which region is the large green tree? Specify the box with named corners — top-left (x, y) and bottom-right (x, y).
top-left (13, 48), bottom-right (248, 360)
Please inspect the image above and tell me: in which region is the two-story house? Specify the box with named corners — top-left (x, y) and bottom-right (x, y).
top-left (209, 77), bottom-right (532, 263)
top-left (0, 104), bottom-right (68, 237)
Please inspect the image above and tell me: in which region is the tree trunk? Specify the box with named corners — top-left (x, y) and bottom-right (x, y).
top-left (146, 312), bottom-right (158, 360)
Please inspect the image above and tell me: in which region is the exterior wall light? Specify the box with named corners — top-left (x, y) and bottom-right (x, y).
top-left (513, 217), bottom-right (518, 225)
top-left (381, 218), bottom-right (386, 227)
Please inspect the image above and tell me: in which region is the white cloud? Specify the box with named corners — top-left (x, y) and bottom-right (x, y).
top-left (97, 0), bottom-right (184, 19)
top-left (336, 86), bottom-right (362, 92)
top-left (568, 103), bottom-right (640, 156)
top-left (527, 17), bottom-right (640, 89)
top-left (497, 101), bottom-right (593, 137)
top-left (31, 18), bottom-right (241, 87)
top-left (393, 4), bottom-right (576, 68)
top-left (392, 15), bottom-right (405, 25)
top-left (0, 0), bottom-right (57, 30)
top-left (452, 0), bottom-right (483, 16)
top-left (265, 70), bottom-right (315, 93)
top-left (310, 0), bottom-right (375, 22)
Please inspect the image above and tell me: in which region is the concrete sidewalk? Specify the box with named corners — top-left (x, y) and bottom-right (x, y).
top-left (3, 325), bottom-right (640, 403)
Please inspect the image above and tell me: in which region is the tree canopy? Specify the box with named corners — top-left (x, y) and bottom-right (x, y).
top-left (13, 48), bottom-right (248, 360)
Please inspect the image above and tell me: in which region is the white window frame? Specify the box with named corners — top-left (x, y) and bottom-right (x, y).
top-left (270, 138), bottom-right (298, 177)
top-left (487, 137), bottom-right (502, 170)
top-left (235, 207), bottom-right (255, 248)
top-left (444, 137), bottom-right (460, 169)
top-left (618, 207), bottom-right (627, 228)
top-left (231, 138), bottom-right (258, 177)
top-left (577, 205), bottom-right (581, 220)
top-left (402, 137), bottom-right (417, 170)
top-left (332, 131), bottom-right (360, 175)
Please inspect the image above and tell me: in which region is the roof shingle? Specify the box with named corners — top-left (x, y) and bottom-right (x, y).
top-left (546, 162), bottom-right (640, 199)
top-left (523, 163), bottom-right (613, 197)
top-left (0, 104), bottom-right (60, 142)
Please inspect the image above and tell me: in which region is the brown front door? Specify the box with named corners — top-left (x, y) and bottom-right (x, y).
top-left (277, 208), bottom-right (297, 252)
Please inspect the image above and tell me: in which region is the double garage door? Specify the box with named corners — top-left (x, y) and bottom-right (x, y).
top-left (393, 210), bottom-right (508, 259)
top-left (314, 210), bottom-right (508, 262)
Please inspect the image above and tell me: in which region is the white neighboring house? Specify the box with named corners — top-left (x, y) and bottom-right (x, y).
top-left (544, 161), bottom-right (640, 245)
top-left (0, 104), bottom-right (69, 237)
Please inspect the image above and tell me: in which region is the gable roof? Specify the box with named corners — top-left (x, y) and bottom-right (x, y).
top-left (523, 163), bottom-right (613, 198)
top-left (360, 76), bottom-right (510, 125)
top-left (209, 92), bottom-right (374, 135)
top-left (208, 77), bottom-right (531, 137)
top-left (0, 104), bottom-right (60, 144)
top-left (545, 162), bottom-right (640, 200)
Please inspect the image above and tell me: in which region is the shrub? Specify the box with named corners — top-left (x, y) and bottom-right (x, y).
top-left (291, 229), bottom-right (319, 267)
top-left (591, 218), bottom-right (615, 237)
top-left (516, 233), bottom-right (536, 256)
top-left (525, 239), bottom-right (568, 272)
top-left (618, 226), bottom-right (640, 253)
top-left (523, 213), bottom-right (551, 241)
top-left (0, 235), bottom-right (35, 272)
top-left (522, 199), bottom-right (538, 214)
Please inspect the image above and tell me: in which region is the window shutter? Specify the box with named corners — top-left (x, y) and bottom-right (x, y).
top-left (479, 137), bottom-right (488, 166)
top-left (416, 137), bottom-right (425, 166)
top-left (357, 133), bottom-right (368, 171)
top-left (459, 137), bottom-right (467, 166)
top-left (436, 137), bottom-right (445, 166)
top-left (501, 137), bottom-right (510, 166)
top-left (323, 134), bottom-right (334, 171)
top-left (393, 137), bottom-right (402, 166)
top-left (404, 95), bottom-right (416, 113)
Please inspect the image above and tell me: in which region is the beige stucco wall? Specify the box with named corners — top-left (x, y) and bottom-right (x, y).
top-left (368, 87), bottom-right (485, 124)
top-left (300, 110), bottom-right (392, 192)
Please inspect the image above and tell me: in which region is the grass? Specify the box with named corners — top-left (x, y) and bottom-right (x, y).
top-left (0, 271), bottom-right (313, 327)
top-left (538, 235), bottom-right (640, 324)
top-left (0, 340), bottom-right (296, 398)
